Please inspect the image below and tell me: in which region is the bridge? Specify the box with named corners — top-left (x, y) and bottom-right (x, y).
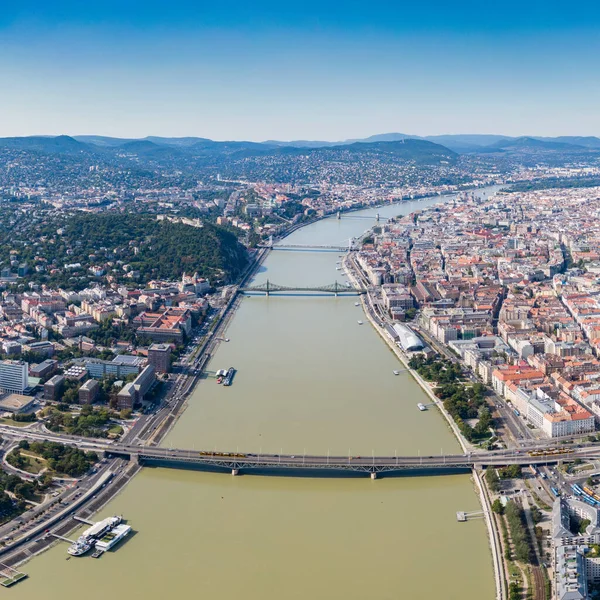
top-left (260, 235), bottom-right (356, 252)
top-left (336, 211), bottom-right (389, 222)
top-left (240, 280), bottom-right (367, 296)
top-left (104, 445), bottom-right (595, 477)
top-left (268, 244), bottom-right (351, 252)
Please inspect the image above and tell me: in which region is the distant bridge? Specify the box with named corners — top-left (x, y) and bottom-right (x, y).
top-left (260, 235), bottom-right (356, 252)
top-left (104, 445), bottom-right (592, 478)
top-left (335, 211), bottom-right (389, 222)
top-left (267, 244), bottom-right (351, 252)
top-left (240, 280), bottom-right (367, 296)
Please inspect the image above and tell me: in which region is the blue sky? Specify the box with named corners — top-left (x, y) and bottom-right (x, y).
top-left (1, 1), bottom-right (600, 140)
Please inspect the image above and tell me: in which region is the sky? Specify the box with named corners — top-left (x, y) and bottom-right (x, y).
top-left (1, 1), bottom-right (600, 141)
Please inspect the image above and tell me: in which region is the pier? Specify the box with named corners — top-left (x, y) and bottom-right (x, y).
top-left (0, 562), bottom-right (27, 587)
top-left (456, 510), bottom-right (485, 522)
top-left (49, 533), bottom-right (76, 544)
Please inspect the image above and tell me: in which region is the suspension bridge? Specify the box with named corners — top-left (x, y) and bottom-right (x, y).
top-left (240, 280), bottom-right (367, 296)
top-left (335, 211), bottom-right (389, 222)
top-left (260, 235), bottom-right (357, 252)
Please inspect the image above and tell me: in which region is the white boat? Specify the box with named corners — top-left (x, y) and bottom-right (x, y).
top-left (95, 524), bottom-right (132, 552)
top-left (357, 320), bottom-right (363, 325)
top-left (336, 267), bottom-right (341, 270)
top-left (354, 302), bottom-right (360, 307)
top-left (67, 538), bottom-right (93, 557)
top-left (417, 403), bottom-right (427, 411)
top-left (393, 370), bottom-right (400, 376)
top-left (81, 516), bottom-right (122, 540)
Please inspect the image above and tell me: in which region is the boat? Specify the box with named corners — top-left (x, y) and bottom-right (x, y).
top-left (81, 516), bottom-right (122, 541)
top-left (67, 538), bottom-right (93, 557)
top-left (357, 320), bottom-right (363, 325)
top-left (223, 367), bottom-right (236, 387)
top-left (216, 376), bottom-right (223, 384)
top-left (95, 524), bottom-right (132, 552)
top-left (336, 267), bottom-right (341, 270)
top-left (354, 302), bottom-right (360, 307)
top-left (393, 370), bottom-right (400, 376)
top-left (417, 403), bottom-right (427, 411)
top-left (67, 515), bottom-right (123, 557)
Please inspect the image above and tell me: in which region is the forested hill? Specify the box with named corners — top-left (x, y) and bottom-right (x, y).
top-left (60, 214), bottom-right (248, 284)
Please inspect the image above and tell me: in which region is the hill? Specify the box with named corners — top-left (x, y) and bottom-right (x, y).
top-left (486, 136), bottom-right (590, 152)
top-left (60, 214), bottom-right (248, 285)
top-left (280, 139), bottom-right (457, 164)
top-left (0, 135), bottom-right (90, 154)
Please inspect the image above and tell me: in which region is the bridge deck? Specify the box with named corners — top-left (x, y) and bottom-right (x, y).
top-left (105, 446), bottom-right (587, 476)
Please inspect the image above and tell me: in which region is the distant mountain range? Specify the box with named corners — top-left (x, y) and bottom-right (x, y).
top-left (264, 133), bottom-right (600, 154)
top-left (0, 135), bottom-right (458, 165)
top-left (0, 133), bottom-right (599, 158)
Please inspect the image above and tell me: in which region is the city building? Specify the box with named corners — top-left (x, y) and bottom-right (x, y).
top-left (29, 359), bottom-right (58, 379)
top-left (84, 358), bottom-right (141, 379)
top-left (552, 498), bottom-right (600, 600)
top-left (44, 374), bottom-right (65, 401)
top-left (78, 379), bottom-right (99, 405)
top-left (392, 323), bottom-right (425, 352)
top-left (0, 393), bottom-right (36, 414)
top-left (147, 344), bottom-right (171, 373)
top-left (116, 365), bottom-right (155, 409)
top-left (133, 307), bottom-right (192, 343)
top-left (0, 360), bottom-right (28, 394)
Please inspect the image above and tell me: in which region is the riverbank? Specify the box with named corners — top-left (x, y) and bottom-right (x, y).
top-left (343, 257), bottom-right (506, 599)
top-left (342, 253), bottom-right (470, 452)
top-left (342, 225), bottom-right (506, 600)
top-left (0, 246), bottom-right (273, 570)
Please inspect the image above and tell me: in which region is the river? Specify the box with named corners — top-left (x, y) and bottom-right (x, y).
top-left (11, 188), bottom-right (501, 600)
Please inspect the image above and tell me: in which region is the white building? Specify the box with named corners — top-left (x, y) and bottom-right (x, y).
top-left (0, 360), bottom-right (28, 393)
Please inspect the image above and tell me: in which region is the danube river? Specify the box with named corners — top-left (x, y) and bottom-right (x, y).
top-left (12, 190), bottom-right (500, 600)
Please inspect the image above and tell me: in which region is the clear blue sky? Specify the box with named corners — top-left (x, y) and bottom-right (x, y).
top-left (1, 1), bottom-right (600, 140)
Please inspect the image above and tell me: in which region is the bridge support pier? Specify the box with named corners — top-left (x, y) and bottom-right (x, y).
top-left (370, 472), bottom-right (377, 480)
top-left (232, 469), bottom-right (239, 476)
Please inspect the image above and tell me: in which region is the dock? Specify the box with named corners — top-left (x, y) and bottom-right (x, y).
top-left (49, 533), bottom-right (75, 543)
top-left (0, 562), bottom-right (27, 588)
top-left (457, 510), bottom-right (485, 522)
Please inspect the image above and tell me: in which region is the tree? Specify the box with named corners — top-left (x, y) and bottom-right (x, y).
top-left (486, 466), bottom-right (500, 493)
top-left (119, 408), bottom-right (132, 420)
top-left (492, 499), bottom-right (504, 514)
top-left (18, 440), bottom-right (30, 451)
top-left (38, 472), bottom-right (54, 489)
top-left (531, 506), bottom-right (542, 524)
